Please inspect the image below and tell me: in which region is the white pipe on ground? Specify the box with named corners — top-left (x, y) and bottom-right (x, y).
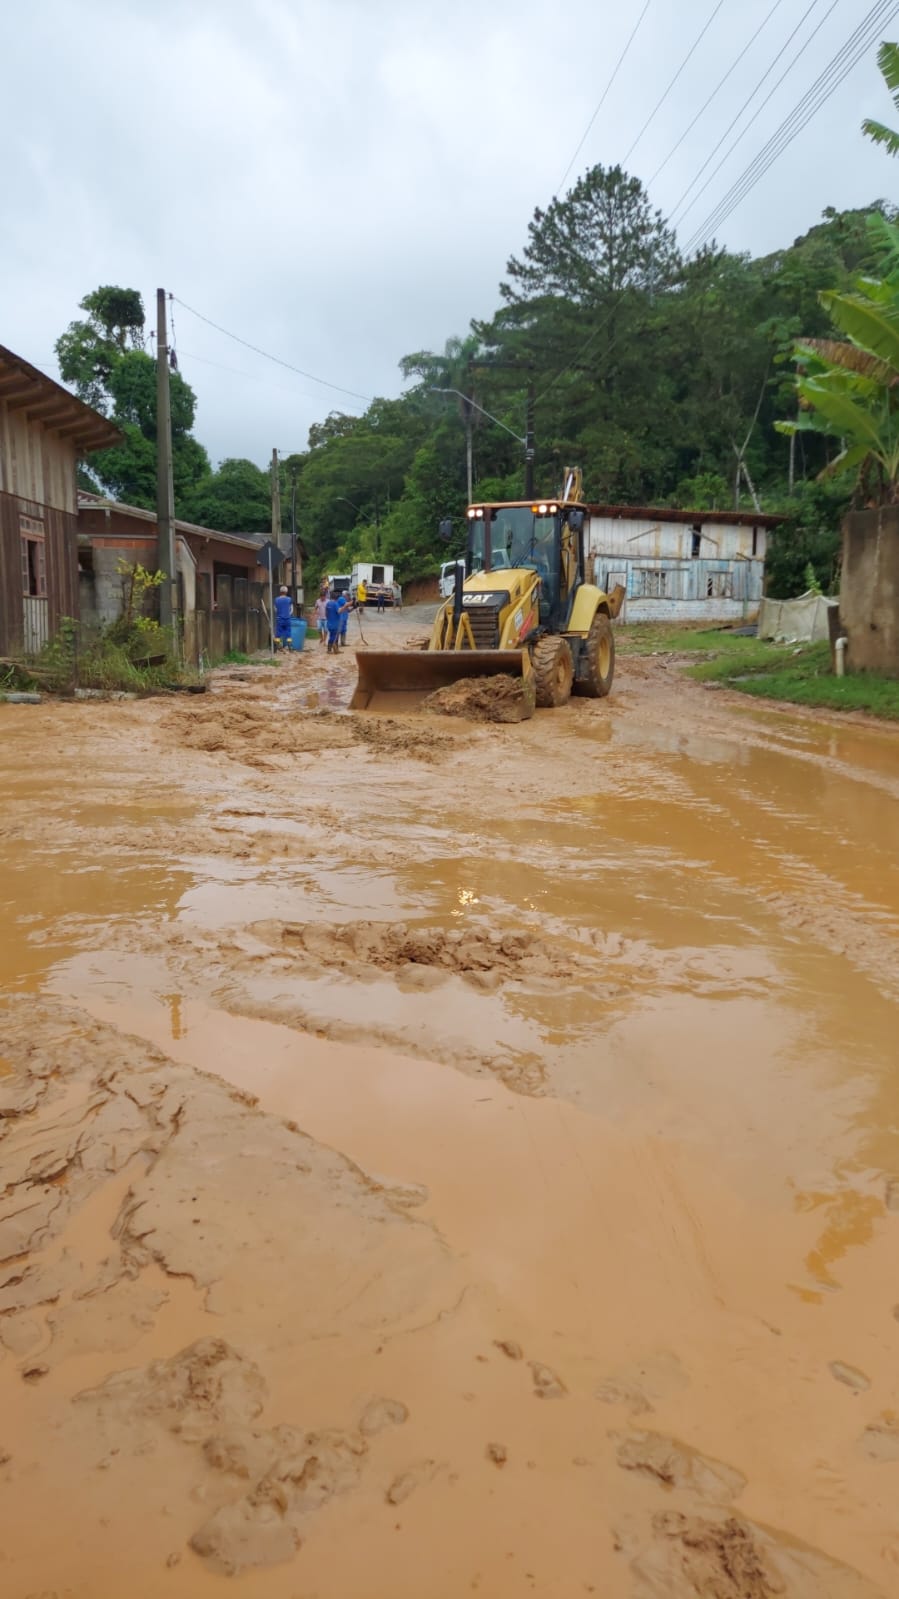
top-left (835, 635), bottom-right (847, 677)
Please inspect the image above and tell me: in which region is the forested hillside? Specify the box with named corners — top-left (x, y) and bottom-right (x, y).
top-left (288, 172), bottom-right (889, 598)
top-left (64, 172), bottom-right (895, 601)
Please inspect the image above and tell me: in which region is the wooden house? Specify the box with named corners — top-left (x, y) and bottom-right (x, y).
top-left (0, 345), bottom-right (120, 655)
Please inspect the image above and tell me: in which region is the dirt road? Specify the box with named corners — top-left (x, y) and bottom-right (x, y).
top-left (2, 610), bottom-right (899, 1597)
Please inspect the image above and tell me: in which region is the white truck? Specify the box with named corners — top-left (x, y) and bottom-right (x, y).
top-left (351, 562), bottom-right (400, 607)
top-left (438, 559), bottom-right (465, 599)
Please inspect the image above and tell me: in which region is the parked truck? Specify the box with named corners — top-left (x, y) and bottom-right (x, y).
top-left (438, 559), bottom-right (466, 600)
top-left (351, 562), bottom-right (400, 607)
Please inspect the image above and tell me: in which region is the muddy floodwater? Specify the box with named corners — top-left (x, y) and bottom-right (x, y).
top-left (2, 613), bottom-right (899, 1598)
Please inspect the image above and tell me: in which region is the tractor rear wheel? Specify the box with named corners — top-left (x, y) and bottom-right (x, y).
top-left (574, 611), bottom-right (615, 698)
top-left (533, 635), bottom-right (574, 708)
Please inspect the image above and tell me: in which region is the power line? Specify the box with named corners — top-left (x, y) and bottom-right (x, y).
top-left (524, 1), bottom-right (783, 412)
top-left (648, 0), bottom-right (787, 187)
top-left (175, 346), bottom-right (362, 412)
top-left (678, 0), bottom-right (848, 233)
top-left (623, 0), bottom-right (728, 165)
top-left (667, 0), bottom-right (825, 226)
top-left (171, 295), bottom-right (373, 405)
top-left (687, 0), bottom-right (899, 250)
top-left (556, 2), bottom-right (652, 194)
top-left (530, 2), bottom-right (835, 408)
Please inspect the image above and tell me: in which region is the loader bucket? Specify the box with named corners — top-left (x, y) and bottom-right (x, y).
top-left (351, 649), bottom-right (531, 712)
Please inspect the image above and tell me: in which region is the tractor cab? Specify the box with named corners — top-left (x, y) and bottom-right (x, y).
top-left (465, 498), bottom-right (587, 629)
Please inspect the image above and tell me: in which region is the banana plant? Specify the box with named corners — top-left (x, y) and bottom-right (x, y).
top-left (862, 42), bottom-right (899, 158)
top-left (777, 214), bottom-right (899, 502)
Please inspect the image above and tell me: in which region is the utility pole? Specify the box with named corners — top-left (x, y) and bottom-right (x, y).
top-left (156, 289), bottom-right (176, 629)
top-left (271, 447), bottom-right (283, 552)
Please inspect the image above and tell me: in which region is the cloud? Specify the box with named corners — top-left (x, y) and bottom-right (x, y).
top-left (2, 0), bottom-right (896, 466)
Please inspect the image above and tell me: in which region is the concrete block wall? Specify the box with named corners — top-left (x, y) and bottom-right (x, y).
top-left (841, 509), bottom-right (899, 675)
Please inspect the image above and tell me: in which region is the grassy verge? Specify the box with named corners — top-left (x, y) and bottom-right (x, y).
top-left (218, 650), bottom-right (280, 667)
top-left (617, 624), bottom-right (899, 721)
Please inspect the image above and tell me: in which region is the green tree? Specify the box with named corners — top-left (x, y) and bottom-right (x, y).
top-left (56, 286), bottom-right (146, 412)
top-left (56, 287), bottom-right (208, 511)
top-left (863, 42), bottom-right (899, 156)
top-left (501, 164), bottom-right (679, 306)
top-left (378, 443), bottom-right (468, 580)
top-left (765, 481), bottom-right (847, 597)
top-left (401, 334), bottom-right (483, 499)
top-left (182, 457), bottom-right (273, 532)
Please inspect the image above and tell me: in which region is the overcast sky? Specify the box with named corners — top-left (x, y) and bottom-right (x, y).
top-left (3, 0), bottom-right (897, 468)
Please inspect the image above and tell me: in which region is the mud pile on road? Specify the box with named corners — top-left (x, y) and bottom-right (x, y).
top-left (423, 673), bottom-right (536, 723)
top-left (252, 917), bottom-right (585, 987)
top-left (163, 696), bottom-right (449, 764)
top-left (76, 1338), bottom-right (410, 1576)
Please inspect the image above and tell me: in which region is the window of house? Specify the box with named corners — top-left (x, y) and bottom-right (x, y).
top-left (635, 568), bottom-right (668, 598)
top-left (691, 527), bottom-right (702, 559)
top-left (706, 571), bottom-right (733, 599)
top-left (21, 535), bottom-right (47, 598)
top-left (752, 527), bottom-right (759, 557)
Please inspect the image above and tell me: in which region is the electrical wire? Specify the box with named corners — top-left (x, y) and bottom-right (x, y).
top-left (623, 0), bottom-right (728, 165)
top-left (171, 295), bottom-right (373, 404)
top-left (512, 0), bottom-right (895, 425)
top-left (529, 0), bottom-right (786, 406)
top-left (175, 346), bottom-right (362, 412)
top-left (667, 0), bottom-right (825, 226)
top-left (648, 0), bottom-right (787, 186)
top-left (687, 0), bottom-right (899, 250)
top-left (682, 0), bottom-right (867, 237)
top-left (556, 2), bottom-right (652, 194)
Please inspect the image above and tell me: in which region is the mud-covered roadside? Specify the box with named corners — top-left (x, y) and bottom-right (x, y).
top-left (2, 613), bottom-right (899, 1597)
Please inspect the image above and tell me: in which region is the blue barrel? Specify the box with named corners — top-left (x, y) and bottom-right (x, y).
top-left (289, 618), bottom-right (307, 652)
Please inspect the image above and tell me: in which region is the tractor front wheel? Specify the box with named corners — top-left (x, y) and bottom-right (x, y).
top-left (533, 635), bottom-right (574, 708)
top-left (574, 612), bottom-right (615, 698)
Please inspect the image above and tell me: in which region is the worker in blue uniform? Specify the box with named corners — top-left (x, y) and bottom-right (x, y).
top-left (325, 591), bottom-right (348, 653)
top-left (339, 589), bottom-right (354, 647)
top-left (274, 585), bottom-right (293, 649)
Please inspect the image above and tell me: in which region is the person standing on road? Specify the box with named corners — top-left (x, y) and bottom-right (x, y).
top-left (274, 585), bottom-right (293, 650)
top-left (313, 588), bottom-right (328, 648)
top-left (339, 590), bottom-right (353, 648)
top-left (376, 587), bottom-right (386, 615)
top-left (356, 577), bottom-right (367, 609)
top-left (325, 590), bottom-right (343, 653)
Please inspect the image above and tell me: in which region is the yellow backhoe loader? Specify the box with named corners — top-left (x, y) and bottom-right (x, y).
top-left (351, 468), bottom-right (624, 714)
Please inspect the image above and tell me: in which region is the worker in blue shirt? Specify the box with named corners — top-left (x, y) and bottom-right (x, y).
top-left (339, 589), bottom-right (354, 648)
top-left (325, 591), bottom-right (349, 653)
top-left (274, 585), bottom-right (293, 649)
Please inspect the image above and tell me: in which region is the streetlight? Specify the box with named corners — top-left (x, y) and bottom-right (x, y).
top-left (336, 495), bottom-right (380, 555)
top-left (430, 388), bottom-right (535, 498)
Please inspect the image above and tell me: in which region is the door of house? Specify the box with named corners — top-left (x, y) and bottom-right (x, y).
top-left (21, 518), bottom-right (48, 653)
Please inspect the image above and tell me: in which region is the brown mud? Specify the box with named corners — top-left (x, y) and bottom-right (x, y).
top-left (423, 672), bottom-right (536, 722)
top-left (1, 609), bottom-right (899, 1597)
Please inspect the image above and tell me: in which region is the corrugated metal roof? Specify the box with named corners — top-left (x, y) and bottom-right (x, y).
top-left (470, 498), bottom-right (784, 528)
top-left (77, 491), bottom-right (268, 552)
top-left (586, 503), bottom-right (784, 528)
top-left (0, 345), bottom-right (122, 454)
